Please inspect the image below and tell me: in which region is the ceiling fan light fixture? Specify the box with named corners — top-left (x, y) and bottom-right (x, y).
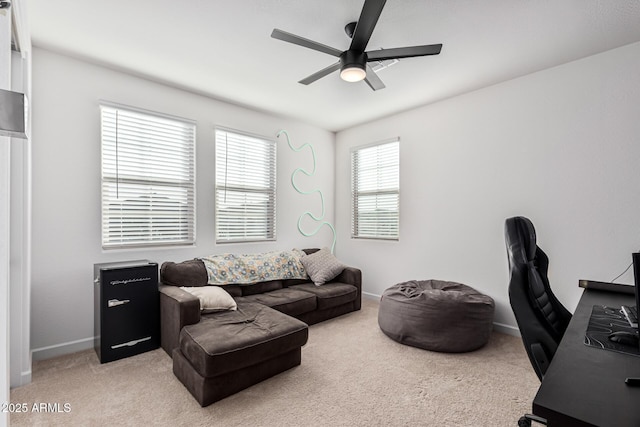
top-left (340, 65), bottom-right (366, 82)
top-left (339, 50), bottom-right (367, 82)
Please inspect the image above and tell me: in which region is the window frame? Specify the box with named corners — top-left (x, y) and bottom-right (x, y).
top-left (350, 137), bottom-right (400, 240)
top-left (100, 102), bottom-right (196, 249)
top-left (214, 127), bottom-right (277, 243)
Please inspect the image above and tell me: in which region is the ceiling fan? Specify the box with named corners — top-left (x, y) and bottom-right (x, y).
top-left (271, 0), bottom-right (443, 91)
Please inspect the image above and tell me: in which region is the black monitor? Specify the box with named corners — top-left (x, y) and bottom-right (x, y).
top-left (634, 253), bottom-right (640, 319)
top-left (633, 252), bottom-right (640, 350)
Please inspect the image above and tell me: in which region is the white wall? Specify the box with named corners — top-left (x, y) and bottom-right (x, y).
top-left (9, 48), bottom-right (32, 387)
top-left (0, 0), bottom-right (32, 418)
top-left (9, 0), bottom-right (33, 390)
top-left (0, 5), bottom-right (11, 423)
top-left (30, 48), bottom-right (336, 359)
top-left (335, 41), bottom-right (640, 331)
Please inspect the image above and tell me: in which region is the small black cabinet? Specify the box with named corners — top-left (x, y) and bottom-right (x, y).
top-left (94, 260), bottom-right (159, 363)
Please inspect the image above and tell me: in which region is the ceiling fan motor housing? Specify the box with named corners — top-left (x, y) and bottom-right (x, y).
top-left (340, 50), bottom-right (367, 72)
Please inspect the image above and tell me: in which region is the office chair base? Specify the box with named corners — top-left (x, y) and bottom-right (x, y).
top-left (518, 414), bottom-right (547, 426)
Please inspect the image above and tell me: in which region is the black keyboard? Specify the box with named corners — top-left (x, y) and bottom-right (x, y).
top-left (622, 305), bottom-right (638, 328)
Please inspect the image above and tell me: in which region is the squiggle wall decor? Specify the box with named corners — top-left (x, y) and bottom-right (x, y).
top-left (277, 130), bottom-right (337, 253)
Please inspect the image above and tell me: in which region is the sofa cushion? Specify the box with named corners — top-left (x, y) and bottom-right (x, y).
top-left (241, 280), bottom-right (283, 296)
top-left (179, 286), bottom-right (237, 313)
top-left (290, 282), bottom-right (357, 310)
top-left (300, 248), bottom-right (346, 286)
top-left (235, 288), bottom-right (317, 316)
top-left (282, 278), bottom-right (311, 287)
top-left (161, 259), bottom-right (208, 287)
top-left (180, 303), bottom-right (308, 378)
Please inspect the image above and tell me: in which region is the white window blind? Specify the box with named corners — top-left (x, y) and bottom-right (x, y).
top-left (215, 128), bottom-right (276, 242)
top-left (351, 139), bottom-right (399, 239)
top-left (101, 104), bottom-right (196, 249)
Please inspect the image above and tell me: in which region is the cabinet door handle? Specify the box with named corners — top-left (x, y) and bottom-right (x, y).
top-left (111, 336), bottom-right (152, 349)
top-left (107, 299), bottom-right (130, 308)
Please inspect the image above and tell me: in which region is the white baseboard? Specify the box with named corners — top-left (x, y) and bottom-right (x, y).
top-left (492, 322), bottom-right (521, 337)
top-left (362, 291), bottom-right (520, 337)
top-left (9, 370), bottom-right (31, 389)
top-left (31, 336), bottom-right (94, 361)
top-left (362, 291), bottom-right (381, 300)
top-left (18, 370), bottom-right (31, 386)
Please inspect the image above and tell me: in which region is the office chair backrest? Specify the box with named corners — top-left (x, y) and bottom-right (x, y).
top-left (505, 216), bottom-right (572, 381)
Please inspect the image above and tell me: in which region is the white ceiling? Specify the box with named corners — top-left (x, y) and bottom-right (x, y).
top-left (28, 0), bottom-right (640, 132)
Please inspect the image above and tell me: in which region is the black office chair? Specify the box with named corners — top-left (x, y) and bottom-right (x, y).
top-left (504, 216), bottom-right (572, 427)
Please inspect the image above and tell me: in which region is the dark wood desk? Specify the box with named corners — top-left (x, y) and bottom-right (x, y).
top-left (533, 289), bottom-right (640, 426)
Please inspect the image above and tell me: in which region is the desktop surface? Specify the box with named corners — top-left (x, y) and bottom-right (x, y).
top-left (533, 288), bottom-right (640, 426)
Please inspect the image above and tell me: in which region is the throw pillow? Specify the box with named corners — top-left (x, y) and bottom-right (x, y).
top-left (180, 286), bottom-right (237, 313)
top-left (300, 247), bottom-right (345, 286)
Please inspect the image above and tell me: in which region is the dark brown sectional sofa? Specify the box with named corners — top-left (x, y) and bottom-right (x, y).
top-left (158, 249), bottom-right (362, 406)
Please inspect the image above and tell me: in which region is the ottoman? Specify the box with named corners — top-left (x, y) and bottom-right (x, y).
top-left (173, 302), bottom-right (308, 406)
top-left (378, 280), bottom-right (494, 352)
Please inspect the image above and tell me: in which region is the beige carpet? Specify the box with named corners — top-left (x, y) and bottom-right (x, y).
top-left (10, 299), bottom-right (539, 426)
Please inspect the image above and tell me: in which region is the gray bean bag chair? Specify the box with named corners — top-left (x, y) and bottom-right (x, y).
top-left (378, 279), bottom-right (495, 352)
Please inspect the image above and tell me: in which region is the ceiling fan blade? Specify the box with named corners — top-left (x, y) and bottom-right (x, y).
top-left (298, 62), bottom-right (342, 85)
top-left (350, 0), bottom-right (387, 52)
top-left (271, 29), bottom-right (342, 57)
top-left (364, 65), bottom-right (385, 91)
top-left (367, 44), bottom-right (443, 61)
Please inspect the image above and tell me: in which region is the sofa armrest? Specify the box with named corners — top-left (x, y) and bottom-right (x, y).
top-left (333, 266), bottom-right (362, 310)
top-left (159, 285), bottom-right (201, 357)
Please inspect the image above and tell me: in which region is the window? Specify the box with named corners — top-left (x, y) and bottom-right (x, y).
top-left (351, 138), bottom-right (399, 239)
top-left (215, 128), bottom-right (276, 242)
top-left (100, 103), bottom-right (196, 249)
